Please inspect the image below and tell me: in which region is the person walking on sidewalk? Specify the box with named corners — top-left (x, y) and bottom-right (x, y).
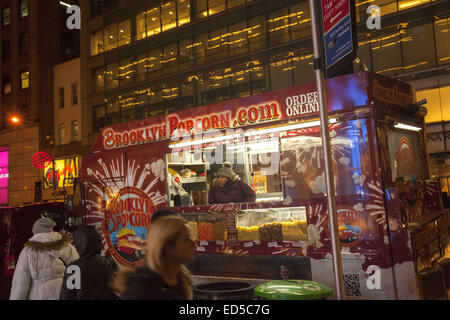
top-left (9, 216), bottom-right (79, 300)
top-left (60, 225), bottom-right (119, 300)
top-left (112, 215), bottom-right (195, 300)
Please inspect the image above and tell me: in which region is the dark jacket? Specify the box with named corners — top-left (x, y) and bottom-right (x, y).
top-left (208, 179), bottom-right (256, 204)
top-left (121, 267), bottom-right (187, 300)
top-left (59, 226), bottom-right (118, 300)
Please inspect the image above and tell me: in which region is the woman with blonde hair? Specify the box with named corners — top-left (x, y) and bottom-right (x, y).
top-left (112, 215), bottom-right (195, 300)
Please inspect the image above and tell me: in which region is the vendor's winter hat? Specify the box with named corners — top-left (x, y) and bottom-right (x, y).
top-left (32, 216), bottom-right (56, 235)
top-left (216, 162), bottom-right (236, 181)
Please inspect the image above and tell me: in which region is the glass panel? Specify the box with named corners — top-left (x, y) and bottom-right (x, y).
top-left (419, 86), bottom-right (450, 123)
top-left (72, 83), bottom-right (78, 105)
top-left (268, 7), bottom-right (290, 46)
top-left (119, 57), bottom-right (135, 86)
top-left (148, 48), bottom-right (162, 78)
top-left (104, 23), bottom-right (118, 51)
top-left (401, 23), bottom-right (435, 73)
top-left (206, 27), bottom-right (228, 62)
top-left (248, 15), bottom-right (266, 51)
top-left (105, 62), bottom-right (119, 89)
top-left (209, 0), bottom-right (226, 16)
top-left (179, 38), bottom-right (194, 70)
top-left (229, 21), bottom-right (248, 57)
top-left (106, 98), bottom-right (120, 125)
top-left (94, 67), bottom-right (105, 92)
top-left (270, 52), bottom-right (293, 90)
top-left (146, 7), bottom-right (161, 37)
top-left (136, 52), bottom-right (149, 81)
top-left (357, 32), bottom-right (372, 71)
top-left (388, 129), bottom-right (424, 181)
top-left (93, 105), bottom-right (106, 130)
top-left (162, 43), bottom-right (178, 74)
top-left (136, 12), bottom-right (146, 40)
top-left (194, 0), bottom-right (208, 19)
top-left (90, 30), bottom-right (104, 55)
top-left (194, 33), bottom-right (208, 65)
top-left (118, 20), bottom-right (131, 46)
top-left (289, 2), bottom-right (311, 41)
top-left (231, 63), bottom-right (250, 98)
top-left (435, 18), bottom-right (450, 66)
top-left (177, 0), bottom-right (191, 26)
top-left (227, 0), bottom-right (245, 9)
top-left (58, 123), bottom-right (65, 145)
top-left (398, 0), bottom-right (433, 11)
top-left (371, 27), bottom-right (403, 77)
top-left (161, 1), bottom-right (177, 32)
top-left (292, 47), bottom-right (314, 86)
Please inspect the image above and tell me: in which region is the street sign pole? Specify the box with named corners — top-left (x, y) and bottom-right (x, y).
top-left (308, 0), bottom-right (345, 300)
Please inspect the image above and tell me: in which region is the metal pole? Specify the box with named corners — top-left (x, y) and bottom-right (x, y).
top-left (308, 0), bottom-right (345, 300)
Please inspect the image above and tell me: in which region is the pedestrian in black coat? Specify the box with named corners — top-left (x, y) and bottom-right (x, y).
top-left (60, 225), bottom-right (118, 300)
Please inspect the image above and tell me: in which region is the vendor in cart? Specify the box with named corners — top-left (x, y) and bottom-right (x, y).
top-left (209, 162), bottom-right (256, 204)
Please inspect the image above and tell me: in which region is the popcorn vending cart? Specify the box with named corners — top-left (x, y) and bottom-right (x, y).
top-left (79, 71), bottom-right (448, 299)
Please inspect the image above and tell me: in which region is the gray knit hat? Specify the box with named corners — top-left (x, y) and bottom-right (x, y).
top-left (32, 217), bottom-right (56, 235)
top-left (216, 162), bottom-right (236, 181)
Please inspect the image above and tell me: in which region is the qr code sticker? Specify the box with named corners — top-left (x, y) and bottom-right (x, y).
top-left (344, 273), bottom-right (362, 297)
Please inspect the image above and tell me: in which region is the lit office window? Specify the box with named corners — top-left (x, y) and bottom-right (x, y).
top-left (161, 1), bottom-right (177, 32)
top-left (248, 15), bottom-right (265, 51)
top-left (289, 2), bottom-right (311, 41)
top-left (229, 21), bottom-right (248, 56)
top-left (58, 123), bottom-right (65, 145)
top-left (207, 27), bottom-right (228, 61)
top-left (208, 0), bottom-right (226, 16)
top-left (268, 8), bottom-right (291, 46)
top-left (71, 82), bottom-right (78, 105)
top-left (119, 57), bottom-right (135, 86)
top-left (20, 0), bottom-right (29, 18)
top-left (136, 13), bottom-right (146, 40)
top-left (398, 0), bottom-right (434, 11)
top-left (71, 120), bottom-right (79, 141)
top-left (177, 0), bottom-right (191, 26)
top-left (417, 86), bottom-right (450, 123)
top-left (435, 18), bottom-right (450, 66)
top-left (105, 62), bottom-right (119, 89)
top-left (94, 105), bottom-right (106, 131)
top-left (90, 30), bottom-right (104, 55)
top-left (59, 86), bottom-right (65, 108)
top-left (146, 7), bottom-right (161, 37)
top-left (2, 8), bottom-right (10, 26)
top-left (118, 20), bottom-right (131, 46)
top-left (104, 23), bottom-right (118, 51)
top-left (231, 63), bottom-right (251, 99)
top-left (20, 70), bottom-right (29, 89)
top-left (106, 99), bottom-right (120, 125)
top-left (355, 0), bottom-right (397, 23)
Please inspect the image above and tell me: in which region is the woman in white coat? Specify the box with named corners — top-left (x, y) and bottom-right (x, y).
top-left (9, 216), bottom-right (79, 300)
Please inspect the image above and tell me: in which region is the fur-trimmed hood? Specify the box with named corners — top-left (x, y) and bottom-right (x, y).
top-left (24, 232), bottom-right (70, 252)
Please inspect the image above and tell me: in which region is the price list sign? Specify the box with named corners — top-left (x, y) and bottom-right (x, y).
top-left (225, 211), bottom-right (239, 247)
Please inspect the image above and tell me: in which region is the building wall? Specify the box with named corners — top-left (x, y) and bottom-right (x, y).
top-left (0, 125), bottom-right (40, 205)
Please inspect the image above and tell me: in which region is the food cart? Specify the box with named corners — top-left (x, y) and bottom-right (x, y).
top-left (79, 71), bottom-right (448, 299)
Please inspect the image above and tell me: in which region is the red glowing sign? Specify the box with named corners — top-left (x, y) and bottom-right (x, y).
top-left (32, 151), bottom-right (53, 169)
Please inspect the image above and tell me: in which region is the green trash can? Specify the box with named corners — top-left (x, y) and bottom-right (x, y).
top-left (254, 280), bottom-right (332, 300)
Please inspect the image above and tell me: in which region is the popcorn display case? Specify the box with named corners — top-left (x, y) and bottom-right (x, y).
top-left (80, 71), bottom-right (448, 299)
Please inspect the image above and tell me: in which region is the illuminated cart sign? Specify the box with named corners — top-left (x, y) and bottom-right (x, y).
top-left (43, 157), bottom-right (79, 189)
